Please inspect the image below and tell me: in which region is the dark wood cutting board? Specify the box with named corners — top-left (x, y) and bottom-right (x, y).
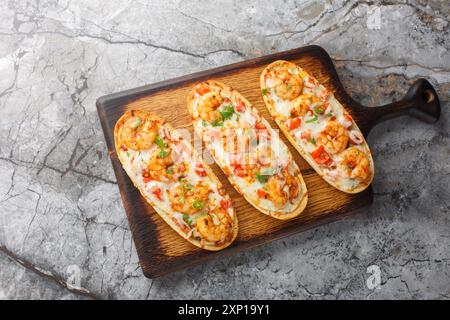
top-left (96, 45), bottom-right (440, 278)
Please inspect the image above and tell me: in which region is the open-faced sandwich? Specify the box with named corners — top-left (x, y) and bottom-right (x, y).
top-left (114, 110), bottom-right (238, 250)
top-left (187, 80), bottom-right (308, 220)
top-left (260, 60), bottom-right (374, 193)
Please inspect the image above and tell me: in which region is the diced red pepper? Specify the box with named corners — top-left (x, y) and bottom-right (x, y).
top-left (220, 199), bottom-right (231, 210)
top-left (196, 84), bottom-right (210, 96)
top-left (254, 122), bottom-right (267, 130)
top-left (195, 168), bottom-right (207, 177)
top-left (233, 165), bottom-right (246, 177)
top-left (289, 117), bottom-right (301, 130)
top-left (234, 99), bottom-right (246, 113)
top-left (311, 145), bottom-right (331, 165)
top-left (151, 187), bottom-right (163, 201)
top-left (257, 189), bottom-right (267, 198)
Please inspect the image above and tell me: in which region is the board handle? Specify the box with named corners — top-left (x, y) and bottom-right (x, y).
top-left (365, 79), bottom-right (441, 131)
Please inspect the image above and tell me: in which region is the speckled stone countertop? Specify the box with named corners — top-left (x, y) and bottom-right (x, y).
top-left (0, 0), bottom-right (449, 300)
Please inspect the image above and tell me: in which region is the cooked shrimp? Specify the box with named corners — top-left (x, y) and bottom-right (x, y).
top-left (167, 182), bottom-right (210, 214)
top-left (142, 148), bottom-right (174, 181)
top-left (265, 175), bottom-right (289, 208)
top-left (196, 208), bottom-right (232, 243)
top-left (316, 121), bottom-right (349, 154)
top-left (285, 173), bottom-right (300, 202)
top-left (197, 91), bottom-right (223, 123)
top-left (340, 147), bottom-right (370, 181)
top-left (270, 66), bottom-right (303, 100)
top-left (290, 96), bottom-right (311, 118)
top-left (120, 114), bottom-right (158, 150)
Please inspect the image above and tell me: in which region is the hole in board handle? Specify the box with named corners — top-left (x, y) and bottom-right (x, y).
top-left (423, 89), bottom-right (434, 103)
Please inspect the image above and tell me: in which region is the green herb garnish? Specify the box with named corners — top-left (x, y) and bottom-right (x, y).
top-left (182, 183), bottom-right (194, 191)
top-left (305, 115), bottom-right (318, 123)
top-left (286, 83), bottom-right (291, 91)
top-left (192, 199), bottom-right (204, 209)
top-left (219, 105), bottom-right (235, 121)
top-left (202, 120), bottom-right (208, 127)
top-left (309, 137), bottom-right (316, 145)
top-left (314, 106), bottom-right (324, 114)
top-left (212, 119), bottom-right (224, 127)
top-left (158, 149), bottom-right (168, 158)
top-left (325, 112), bottom-right (333, 117)
top-left (126, 151), bottom-right (130, 157)
top-left (182, 214), bottom-right (192, 226)
top-left (134, 116), bottom-right (141, 127)
top-left (166, 167), bottom-right (174, 174)
top-left (154, 135), bottom-right (166, 148)
top-left (262, 88), bottom-right (268, 96)
top-left (255, 169), bottom-right (275, 184)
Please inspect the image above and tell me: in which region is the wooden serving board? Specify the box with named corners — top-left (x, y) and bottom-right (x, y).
top-left (96, 45), bottom-right (440, 278)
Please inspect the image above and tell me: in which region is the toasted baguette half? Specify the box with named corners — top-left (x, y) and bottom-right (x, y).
top-left (260, 60), bottom-right (374, 193)
top-left (187, 80), bottom-right (308, 220)
top-left (114, 110), bottom-right (238, 250)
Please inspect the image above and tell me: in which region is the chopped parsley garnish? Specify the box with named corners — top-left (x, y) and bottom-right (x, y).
top-left (305, 115), bottom-right (318, 123)
top-left (202, 120), bottom-right (208, 127)
top-left (314, 106), bottom-right (324, 114)
top-left (154, 135), bottom-right (166, 148)
top-left (166, 167), bottom-right (174, 174)
top-left (182, 183), bottom-right (194, 191)
top-left (126, 151), bottom-right (130, 157)
top-left (309, 137), bottom-right (316, 145)
top-left (255, 169), bottom-right (275, 184)
top-left (182, 214), bottom-right (192, 226)
top-left (262, 88), bottom-right (268, 96)
top-left (211, 119), bottom-right (224, 127)
top-left (325, 112), bottom-right (333, 117)
top-left (135, 116), bottom-right (141, 127)
top-left (158, 149), bottom-right (168, 158)
top-left (192, 199), bottom-right (204, 209)
top-left (219, 105), bottom-right (235, 121)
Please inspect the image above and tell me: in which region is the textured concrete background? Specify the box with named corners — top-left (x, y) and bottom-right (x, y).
top-left (0, 0), bottom-right (449, 300)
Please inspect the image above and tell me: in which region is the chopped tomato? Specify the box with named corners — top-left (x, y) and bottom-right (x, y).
top-left (301, 130), bottom-right (311, 141)
top-left (194, 163), bottom-right (205, 175)
top-left (254, 122), bottom-right (266, 130)
top-left (233, 165), bottom-right (246, 177)
top-left (257, 189), bottom-right (267, 198)
top-left (195, 168), bottom-right (207, 177)
top-left (289, 117), bottom-right (301, 130)
top-left (234, 99), bottom-right (246, 113)
top-left (151, 187), bottom-right (163, 201)
top-left (220, 199), bottom-right (231, 210)
top-left (311, 145), bottom-right (331, 165)
top-left (120, 145), bottom-right (128, 151)
top-left (195, 84), bottom-right (210, 96)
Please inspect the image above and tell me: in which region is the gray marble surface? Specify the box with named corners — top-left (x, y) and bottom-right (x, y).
top-left (0, 0), bottom-right (449, 300)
